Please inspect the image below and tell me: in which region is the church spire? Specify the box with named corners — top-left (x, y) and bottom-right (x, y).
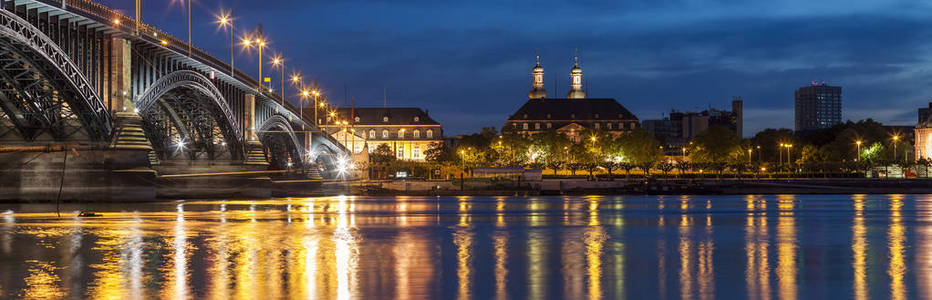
top-left (566, 50), bottom-right (586, 99)
top-left (528, 51), bottom-right (547, 99)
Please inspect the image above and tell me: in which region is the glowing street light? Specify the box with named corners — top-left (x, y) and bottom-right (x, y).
top-left (855, 140), bottom-right (863, 162)
top-left (271, 55), bottom-right (286, 105)
top-left (216, 11), bottom-right (234, 76)
top-left (241, 36), bottom-right (268, 90)
top-left (892, 135), bottom-right (900, 161)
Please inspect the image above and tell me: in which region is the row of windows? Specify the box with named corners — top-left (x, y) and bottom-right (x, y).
top-left (366, 129), bottom-right (434, 139)
top-left (516, 122), bottom-right (636, 130)
top-left (521, 113), bottom-right (625, 120)
top-left (377, 116), bottom-right (420, 122)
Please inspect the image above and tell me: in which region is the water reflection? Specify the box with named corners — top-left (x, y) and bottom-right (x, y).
top-left (2, 195), bottom-right (932, 298)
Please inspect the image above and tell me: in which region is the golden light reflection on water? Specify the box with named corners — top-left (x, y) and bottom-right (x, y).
top-left (852, 194), bottom-right (867, 300)
top-left (6, 195), bottom-right (932, 299)
top-left (889, 194), bottom-right (907, 300)
top-left (745, 195), bottom-right (771, 300)
top-left (776, 195), bottom-right (797, 300)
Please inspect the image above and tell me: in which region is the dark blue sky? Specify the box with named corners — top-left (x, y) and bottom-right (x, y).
top-left (100, 0), bottom-right (932, 136)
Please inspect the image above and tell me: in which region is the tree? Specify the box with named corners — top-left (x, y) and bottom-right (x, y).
top-left (619, 129), bottom-right (664, 169)
top-left (689, 127), bottom-right (742, 168)
top-left (370, 144), bottom-right (395, 164)
top-left (424, 142), bottom-right (454, 163)
top-left (657, 161), bottom-right (675, 177)
top-left (675, 160), bottom-right (690, 177)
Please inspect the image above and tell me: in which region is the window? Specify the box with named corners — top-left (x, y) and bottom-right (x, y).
top-left (413, 146), bottom-right (421, 158)
top-left (546, 123), bottom-right (552, 129)
top-left (523, 123), bottom-right (529, 130)
top-left (398, 129), bottom-right (405, 138)
top-left (594, 123), bottom-right (600, 129)
top-left (535, 123), bottom-right (540, 130)
top-left (523, 114), bottom-right (528, 119)
top-left (413, 130), bottom-right (420, 138)
top-left (546, 114), bottom-right (551, 119)
top-left (618, 123), bottom-right (623, 129)
top-left (354, 116), bottom-right (360, 122)
top-left (368, 129), bottom-right (376, 139)
top-left (570, 113), bottom-right (576, 119)
top-left (382, 129), bottom-right (389, 138)
top-left (383, 116), bottom-right (389, 122)
top-left (414, 116), bottom-right (420, 122)
top-left (607, 123), bottom-right (613, 130)
top-left (426, 129), bottom-right (434, 139)
top-left (397, 145), bottom-right (404, 159)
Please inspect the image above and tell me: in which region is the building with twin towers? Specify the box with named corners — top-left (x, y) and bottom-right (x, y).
top-left (505, 54), bottom-right (639, 142)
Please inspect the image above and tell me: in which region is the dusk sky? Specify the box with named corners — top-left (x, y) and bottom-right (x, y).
top-left (100, 0), bottom-right (932, 136)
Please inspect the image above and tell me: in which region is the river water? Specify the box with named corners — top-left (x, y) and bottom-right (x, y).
top-left (0, 194), bottom-right (928, 299)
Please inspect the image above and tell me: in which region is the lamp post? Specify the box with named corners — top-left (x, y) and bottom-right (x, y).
top-left (186, 0), bottom-right (192, 56)
top-left (241, 37), bottom-right (267, 90)
top-left (300, 89), bottom-right (310, 130)
top-left (856, 140), bottom-right (862, 162)
top-left (786, 144), bottom-right (793, 165)
top-left (892, 135), bottom-right (900, 161)
top-left (779, 143), bottom-right (784, 165)
top-left (216, 12), bottom-right (234, 76)
top-left (747, 148), bottom-right (752, 163)
top-left (313, 90), bottom-right (321, 126)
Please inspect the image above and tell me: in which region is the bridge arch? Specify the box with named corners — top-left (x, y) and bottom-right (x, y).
top-left (0, 9), bottom-right (111, 142)
top-left (258, 114), bottom-right (305, 170)
top-left (136, 70), bottom-right (244, 160)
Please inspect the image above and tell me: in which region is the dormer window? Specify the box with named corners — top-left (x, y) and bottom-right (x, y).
top-left (570, 113), bottom-right (576, 119)
top-left (383, 116), bottom-right (389, 122)
top-left (414, 116), bottom-right (420, 122)
top-left (594, 113), bottom-right (600, 119)
top-left (617, 114), bottom-right (623, 119)
top-left (523, 114), bottom-right (528, 119)
top-left (546, 114), bottom-right (551, 119)
top-left (354, 116), bottom-right (360, 122)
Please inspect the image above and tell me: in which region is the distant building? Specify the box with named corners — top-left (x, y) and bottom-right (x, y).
top-left (504, 54), bottom-right (639, 141)
top-left (642, 98), bottom-right (744, 149)
top-left (919, 102), bottom-right (932, 124)
top-left (795, 82), bottom-right (842, 131)
top-left (318, 107), bottom-right (443, 161)
top-left (916, 103), bottom-right (932, 161)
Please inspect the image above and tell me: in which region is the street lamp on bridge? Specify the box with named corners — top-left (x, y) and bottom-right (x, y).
top-left (271, 55), bottom-right (286, 105)
top-left (216, 11), bottom-right (234, 76)
top-left (241, 36), bottom-right (267, 91)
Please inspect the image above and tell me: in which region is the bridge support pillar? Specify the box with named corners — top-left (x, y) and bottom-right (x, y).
top-left (243, 93), bottom-right (268, 165)
top-left (109, 36), bottom-right (157, 165)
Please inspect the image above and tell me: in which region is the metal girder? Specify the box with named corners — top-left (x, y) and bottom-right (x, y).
top-left (0, 8), bottom-right (110, 140)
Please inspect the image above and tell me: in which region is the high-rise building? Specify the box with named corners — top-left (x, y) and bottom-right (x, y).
top-left (795, 82), bottom-right (841, 131)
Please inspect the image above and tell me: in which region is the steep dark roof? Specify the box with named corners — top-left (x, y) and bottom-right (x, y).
top-left (507, 98), bottom-right (638, 121)
top-left (331, 107), bottom-right (441, 126)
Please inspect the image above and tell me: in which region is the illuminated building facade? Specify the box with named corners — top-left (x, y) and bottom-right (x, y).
top-left (319, 107), bottom-right (443, 161)
top-left (916, 103), bottom-right (932, 160)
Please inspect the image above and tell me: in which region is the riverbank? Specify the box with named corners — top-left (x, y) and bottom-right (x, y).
top-left (345, 178), bottom-right (932, 196)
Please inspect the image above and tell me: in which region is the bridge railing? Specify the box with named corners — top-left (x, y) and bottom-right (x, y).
top-left (35, 0), bottom-right (301, 123)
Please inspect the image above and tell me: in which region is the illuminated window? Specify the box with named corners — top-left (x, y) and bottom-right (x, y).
top-left (607, 123), bottom-right (613, 129)
top-left (397, 145), bottom-right (404, 159)
top-left (368, 129), bottom-right (376, 139)
top-left (413, 130), bottom-right (420, 138)
top-left (426, 129), bottom-right (434, 139)
top-left (546, 123), bottom-right (552, 129)
top-left (594, 123), bottom-right (600, 129)
top-left (382, 129), bottom-right (389, 138)
top-left (535, 123), bottom-right (540, 130)
top-left (523, 123), bottom-right (529, 130)
top-left (383, 116), bottom-right (389, 122)
top-left (398, 129), bottom-right (405, 138)
top-left (414, 116), bottom-right (420, 122)
top-left (354, 116), bottom-right (360, 122)
top-left (413, 146), bottom-right (421, 158)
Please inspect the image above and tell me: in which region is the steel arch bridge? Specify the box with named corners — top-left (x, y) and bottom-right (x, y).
top-left (0, 0), bottom-right (346, 178)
